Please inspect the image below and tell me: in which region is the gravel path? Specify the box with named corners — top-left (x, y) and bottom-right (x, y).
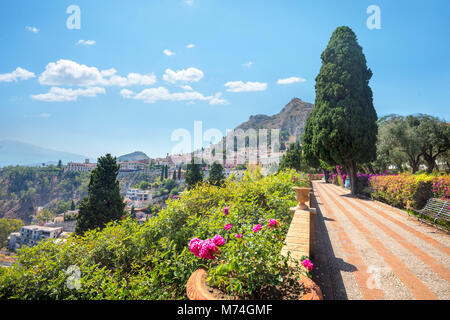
top-left (311, 181), bottom-right (450, 300)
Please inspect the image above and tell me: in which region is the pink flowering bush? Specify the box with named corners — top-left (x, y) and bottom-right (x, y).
top-left (252, 224), bottom-right (262, 233)
top-left (370, 173), bottom-right (450, 209)
top-left (268, 219), bottom-right (278, 228)
top-left (302, 258), bottom-right (313, 272)
top-left (189, 235), bottom-right (226, 260)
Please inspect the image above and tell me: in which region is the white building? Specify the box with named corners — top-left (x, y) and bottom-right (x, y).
top-left (8, 225), bottom-right (64, 251)
top-left (65, 159), bottom-right (96, 173)
top-left (119, 161), bottom-right (146, 172)
top-left (125, 188), bottom-right (152, 209)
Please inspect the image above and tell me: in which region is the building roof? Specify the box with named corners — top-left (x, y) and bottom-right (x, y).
top-left (22, 225), bottom-right (63, 232)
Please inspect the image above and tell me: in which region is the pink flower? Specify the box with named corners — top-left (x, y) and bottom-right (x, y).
top-left (223, 206), bottom-right (230, 215)
top-left (268, 219), bottom-right (278, 228)
top-left (302, 259), bottom-right (313, 271)
top-left (224, 224), bottom-right (232, 230)
top-left (252, 224), bottom-right (262, 233)
top-left (212, 234), bottom-right (226, 246)
top-left (236, 233), bottom-right (243, 239)
top-left (199, 239), bottom-right (218, 260)
top-left (189, 238), bottom-right (202, 256)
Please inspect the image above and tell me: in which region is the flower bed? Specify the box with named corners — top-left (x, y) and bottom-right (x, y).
top-left (369, 173), bottom-right (450, 209)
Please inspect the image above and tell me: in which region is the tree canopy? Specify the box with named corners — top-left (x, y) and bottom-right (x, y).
top-left (185, 157), bottom-right (203, 190)
top-left (303, 26), bottom-right (378, 194)
top-left (208, 162), bottom-right (225, 186)
top-left (75, 154), bottom-right (125, 235)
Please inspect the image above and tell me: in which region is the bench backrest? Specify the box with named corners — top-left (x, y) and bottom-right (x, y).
top-left (422, 198), bottom-right (450, 218)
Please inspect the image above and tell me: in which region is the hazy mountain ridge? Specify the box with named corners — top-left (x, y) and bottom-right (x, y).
top-left (0, 140), bottom-right (88, 167)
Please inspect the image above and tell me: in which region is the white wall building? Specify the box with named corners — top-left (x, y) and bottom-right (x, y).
top-left (65, 159), bottom-right (96, 173)
top-left (119, 161), bottom-right (146, 172)
top-left (125, 188), bottom-right (152, 209)
top-left (8, 225), bottom-right (64, 251)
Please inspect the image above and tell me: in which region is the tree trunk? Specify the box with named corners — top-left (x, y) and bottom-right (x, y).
top-left (409, 158), bottom-right (419, 174)
top-left (347, 160), bottom-right (358, 195)
top-left (323, 170), bottom-right (330, 183)
top-left (423, 155), bottom-right (436, 173)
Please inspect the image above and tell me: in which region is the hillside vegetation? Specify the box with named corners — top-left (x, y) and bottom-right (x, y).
top-left (0, 166), bottom-right (90, 223)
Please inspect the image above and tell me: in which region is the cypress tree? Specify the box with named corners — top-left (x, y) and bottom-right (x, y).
top-left (164, 165), bottom-right (168, 179)
top-left (177, 166), bottom-right (181, 180)
top-left (279, 142), bottom-right (303, 172)
top-left (209, 162), bottom-right (225, 186)
top-left (70, 200), bottom-right (75, 211)
top-left (185, 157), bottom-right (203, 190)
top-left (75, 154), bottom-right (125, 235)
top-left (303, 26), bottom-right (378, 194)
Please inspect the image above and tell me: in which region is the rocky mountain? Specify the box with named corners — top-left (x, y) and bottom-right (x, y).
top-left (117, 151), bottom-right (149, 162)
top-left (0, 140), bottom-right (88, 168)
top-left (236, 98), bottom-right (314, 139)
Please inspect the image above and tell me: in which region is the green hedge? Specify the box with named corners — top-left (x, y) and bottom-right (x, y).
top-left (0, 169), bottom-right (305, 300)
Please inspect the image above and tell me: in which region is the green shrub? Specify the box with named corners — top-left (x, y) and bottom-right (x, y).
top-left (0, 169), bottom-right (303, 300)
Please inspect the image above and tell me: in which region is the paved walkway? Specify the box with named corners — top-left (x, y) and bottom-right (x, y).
top-left (311, 181), bottom-right (450, 300)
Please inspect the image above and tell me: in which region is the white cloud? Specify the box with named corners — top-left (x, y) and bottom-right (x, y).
top-left (163, 67), bottom-right (204, 84)
top-left (163, 49), bottom-right (176, 56)
top-left (26, 26), bottom-right (39, 33)
top-left (184, 0), bottom-right (194, 6)
top-left (277, 77), bottom-right (306, 85)
top-left (0, 67), bottom-right (35, 82)
top-left (120, 89), bottom-right (134, 99)
top-left (77, 40), bottom-right (96, 46)
top-left (31, 86), bottom-right (105, 102)
top-left (186, 44), bottom-right (195, 49)
top-left (181, 85), bottom-right (193, 91)
top-left (209, 93), bottom-right (229, 105)
top-left (38, 59), bottom-right (157, 87)
top-left (122, 86), bottom-right (227, 105)
top-left (243, 61), bottom-right (253, 68)
top-left (224, 81), bottom-right (267, 92)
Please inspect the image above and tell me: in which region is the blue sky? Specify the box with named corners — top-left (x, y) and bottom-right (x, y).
top-left (1, 0), bottom-right (449, 159)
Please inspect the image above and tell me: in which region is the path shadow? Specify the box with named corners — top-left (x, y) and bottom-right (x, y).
top-left (310, 185), bottom-right (354, 300)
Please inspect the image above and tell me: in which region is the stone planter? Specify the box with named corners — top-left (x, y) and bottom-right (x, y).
top-left (292, 187), bottom-right (312, 210)
top-left (186, 268), bottom-right (323, 300)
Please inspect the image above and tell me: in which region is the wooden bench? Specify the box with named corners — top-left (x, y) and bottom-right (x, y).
top-left (407, 198), bottom-right (450, 230)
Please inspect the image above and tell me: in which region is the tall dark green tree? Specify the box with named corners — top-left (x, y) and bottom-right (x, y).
top-left (185, 157), bottom-right (203, 190)
top-left (164, 165), bottom-right (168, 179)
top-left (303, 26), bottom-right (378, 194)
top-left (279, 142), bottom-right (303, 172)
top-left (209, 162), bottom-right (225, 186)
top-left (70, 200), bottom-right (76, 211)
top-left (161, 165), bottom-right (165, 181)
top-left (177, 166), bottom-right (181, 180)
top-left (172, 170), bottom-right (177, 180)
top-left (75, 154), bottom-right (125, 235)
